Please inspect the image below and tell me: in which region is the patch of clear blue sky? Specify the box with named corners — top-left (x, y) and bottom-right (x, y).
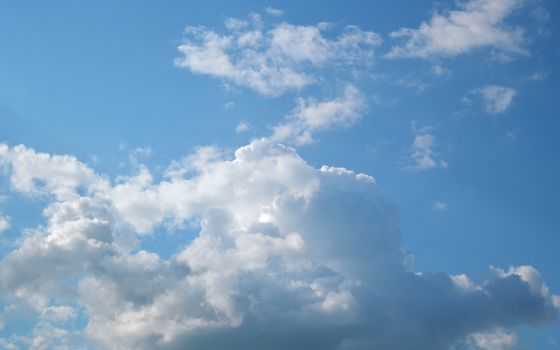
top-left (0, 0), bottom-right (559, 345)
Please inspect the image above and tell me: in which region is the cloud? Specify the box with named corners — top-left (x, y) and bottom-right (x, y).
top-left (0, 216), bottom-right (9, 232)
top-left (477, 85), bottom-right (517, 114)
top-left (471, 328), bottom-right (517, 350)
top-left (387, 0), bottom-right (527, 59)
top-left (235, 121), bottom-right (251, 133)
top-left (175, 14), bottom-right (381, 96)
top-left (265, 7), bottom-right (284, 17)
top-left (271, 84), bottom-right (366, 145)
top-left (526, 71), bottom-right (549, 82)
top-left (0, 141), bottom-right (558, 349)
top-left (407, 122), bottom-right (447, 171)
top-left (431, 64), bottom-right (451, 77)
top-left (0, 144), bottom-right (109, 201)
top-left (433, 201), bottom-right (447, 211)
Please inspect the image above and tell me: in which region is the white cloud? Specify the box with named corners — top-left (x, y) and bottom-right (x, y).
top-left (471, 328), bottom-right (517, 350)
top-left (175, 14), bottom-right (381, 96)
top-left (235, 121), bottom-right (252, 133)
top-left (410, 134), bottom-right (438, 170)
top-left (0, 216), bottom-right (9, 232)
top-left (477, 85), bottom-right (517, 114)
top-left (387, 0), bottom-right (527, 59)
top-left (431, 64), bottom-right (451, 77)
top-left (0, 144), bottom-right (109, 201)
top-left (271, 84), bottom-right (366, 145)
top-left (0, 141), bottom-right (558, 349)
top-left (407, 122), bottom-right (447, 171)
top-left (265, 6), bottom-right (284, 17)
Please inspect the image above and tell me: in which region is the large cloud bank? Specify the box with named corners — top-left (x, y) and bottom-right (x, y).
top-left (0, 141), bottom-right (557, 349)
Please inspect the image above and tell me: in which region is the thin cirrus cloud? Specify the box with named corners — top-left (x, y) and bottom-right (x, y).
top-left (174, 14), bottom-right (382, 96)
top-left (387, 0), bottom-right (528, 59)
top-left (0, 141), bottom-right (558, 349)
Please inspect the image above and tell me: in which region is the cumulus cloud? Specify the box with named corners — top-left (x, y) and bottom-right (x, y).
top-left (387, 0), bottom-right (527, 59)
top-left (271, 84), bottom-right (366, 145)
top-left (0, 144), bottom-right (109, 201)
top-left (0, 141), bottom-right (557, 349)
top-left (174, 14), bottom-right (381, 95)
top-left (476, 85), bottom-right (517, 114)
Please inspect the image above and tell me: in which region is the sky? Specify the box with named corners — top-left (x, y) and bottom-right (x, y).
top-left (0, 0), bottom-right (559, 349)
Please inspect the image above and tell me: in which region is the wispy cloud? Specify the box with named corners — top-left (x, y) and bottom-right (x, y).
top-left (265, 6), bottom-right (284, 17)
top-left (235, 120), bottom-right (251, 133)
top-left (431, 64), bottom-right (451, 77)
top-left (433, 201), bottom-right (448, 211)
top-left (477, 85), bottom-right (517, 115)
top-left (406, 122), bottom-right (447, 171)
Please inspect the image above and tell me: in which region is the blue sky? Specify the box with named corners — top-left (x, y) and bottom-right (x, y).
top-left (0, 0), bottom-right (559, 349)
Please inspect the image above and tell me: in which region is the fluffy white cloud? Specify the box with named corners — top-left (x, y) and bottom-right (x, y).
top-left (0, 144), bottom-right (109, 201)
top-left (477, 85), bottom-right (517, 114)
top-left (0, 142), bottom-right (558, 349)
top-left (175, 14), bottom-right (381, 95)
top-left (387, 0), bottom-right (527, 59)
top-left (271, 84), bottom-right (366, 145)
